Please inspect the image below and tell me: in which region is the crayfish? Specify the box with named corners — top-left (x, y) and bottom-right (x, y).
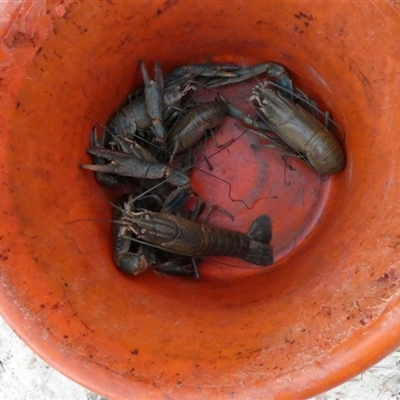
top-left (80, 59), bottom-right (346, 278)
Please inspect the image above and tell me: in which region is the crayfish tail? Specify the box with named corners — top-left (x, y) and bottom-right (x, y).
top-left (244, 242), bottom-right (274, 266)
top-left (247, 215), bottom-right (272, 244)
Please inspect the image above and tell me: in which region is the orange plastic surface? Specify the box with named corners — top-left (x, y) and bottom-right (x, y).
top-left (1, 1), bottom-right (400, 399)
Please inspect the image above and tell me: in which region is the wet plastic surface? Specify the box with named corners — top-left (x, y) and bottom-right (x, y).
top-left (1, 1), bottom-right (400, 399)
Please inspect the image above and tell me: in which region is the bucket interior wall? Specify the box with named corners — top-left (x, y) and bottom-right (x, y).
top-left (1, 1), bottom-right (400, 399)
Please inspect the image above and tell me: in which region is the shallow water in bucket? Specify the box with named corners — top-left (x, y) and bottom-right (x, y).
top-left (2, 1), bottom-right (400, 399)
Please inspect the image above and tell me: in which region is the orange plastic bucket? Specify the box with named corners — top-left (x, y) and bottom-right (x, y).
top-left (1, 1), bottom-right (400, 399)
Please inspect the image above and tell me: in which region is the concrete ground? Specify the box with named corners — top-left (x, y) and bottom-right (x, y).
top-left (1, 314), bottom-right (400, 400)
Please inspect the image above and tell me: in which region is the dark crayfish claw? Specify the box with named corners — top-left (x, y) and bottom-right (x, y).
top-left (115, 245), bottom-right (156, 275)
top-left (205, 62), bottom-right (293, 94)
top-left (86, 126), bottom-right (126, 186)
top-left (81, 147), bottom-right (190, 187)
top-left (167, 63), bottom-right (240, 79)
top-left (139, 60), bottom-right (166, 143)
top-left (155, 256), bottom-right (200, 278)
